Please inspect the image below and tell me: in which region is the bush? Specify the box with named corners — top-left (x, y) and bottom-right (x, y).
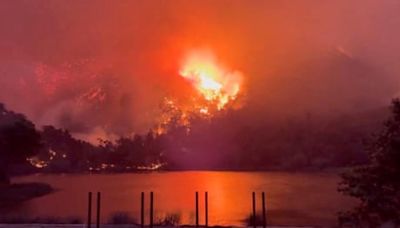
top-left (108, 211), bottom-right (137, 224)
top-left (243, 213), bottom-right (266, 227)
top-left (155, 213), bottom-right (181, 226)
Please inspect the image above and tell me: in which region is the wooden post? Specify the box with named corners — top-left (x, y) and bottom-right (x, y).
top-left (150, 192), bottom-right (154, 228)
top-left (87, 192), bottom-right (92, 228)
top-left (141, 192), bottom-right (145, 228)
top-left (195, 191), bottom-right (199, 228)
top-left (96, 192), bottom-right (101, 228)
top-left (252, 192), bottom-right (256, 228)
top-left (205, 191), bottom-right (208, 227)
top-left (262, 192), bottom-right (266, 228)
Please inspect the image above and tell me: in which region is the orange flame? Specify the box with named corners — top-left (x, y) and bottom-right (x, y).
top-left (179, 49), bottom-right (243, 110)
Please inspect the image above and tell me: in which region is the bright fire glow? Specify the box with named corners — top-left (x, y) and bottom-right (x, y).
top-left (179, 49), bottom-right (243, 110)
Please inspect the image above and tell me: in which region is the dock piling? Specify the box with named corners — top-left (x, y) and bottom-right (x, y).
top-left (150, 192), bottom-right (154, 228)
top-left (141, 192), bottom-right (145, 228)
top-left (262, 192), bottom-right (266, 228)
top-left (195, 191), bottom-right (199, 228)
top-left (96, 192), bottom-right (101, 228)
top-left (252, 192), bottom-right (256, 228)
top-left (205, 191), bottom-right (208, 227)
top-left (87, 192), bottom-right (92, 228)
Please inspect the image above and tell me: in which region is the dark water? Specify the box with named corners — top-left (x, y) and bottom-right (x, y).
top-left (9, 171), bottom-right (355, 226)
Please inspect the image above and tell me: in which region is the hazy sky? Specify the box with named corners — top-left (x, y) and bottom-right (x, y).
top-left (1, 0), bottom-right (400, 141)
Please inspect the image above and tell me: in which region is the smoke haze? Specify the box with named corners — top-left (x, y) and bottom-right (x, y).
top-left (1, 0), bottom-right (400, 142)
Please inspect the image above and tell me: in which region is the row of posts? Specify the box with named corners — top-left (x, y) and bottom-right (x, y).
top-left (195, 191), bottom-right (208, 227)
top-left (87, 192), bottom-right (101, 228)
top-left (87, 191), bottom-right (267, 228)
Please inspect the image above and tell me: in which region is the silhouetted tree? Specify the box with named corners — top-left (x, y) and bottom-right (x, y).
top-left (41, 125), bottom-right (97, 171)
top-left (0, 103), bottom-right (41, 184)
top-left (339, 99), bottom-right (400, 227)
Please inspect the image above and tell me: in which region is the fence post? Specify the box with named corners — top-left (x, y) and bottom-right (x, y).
top-left (141, 192), bottom-right (145, 228)
top-left (195, 191), bottom-right (199, 227)
top-left (96, 192), bottom-right (101, 228)
top-left (262, 192), bottom-right (266, 228)
top-left (205, 191), bottom-right (208, 227)
top-left (252, 192), bottom-right (256, 228)
top-left (87, 192), bottom-right (92, 228)
top-left (150, 192), bottom-right (154, 228)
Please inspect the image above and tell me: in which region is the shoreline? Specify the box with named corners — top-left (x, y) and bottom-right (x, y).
top-left (0, 182), bottom-right (54, 207)
top-left (12, 168), bottom-right (344, 177)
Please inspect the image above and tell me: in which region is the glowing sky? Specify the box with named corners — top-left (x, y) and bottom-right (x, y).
top-left (1, 0), bottom-right (400, 142)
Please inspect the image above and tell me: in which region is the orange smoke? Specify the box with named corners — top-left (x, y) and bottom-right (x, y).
top-left (179, 49), bottom-right (243, 110)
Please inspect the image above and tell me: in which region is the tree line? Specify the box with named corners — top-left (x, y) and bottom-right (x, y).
top-left (1, 100), bottom-right (380, 179)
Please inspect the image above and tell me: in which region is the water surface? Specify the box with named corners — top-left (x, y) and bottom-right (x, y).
top-left (9, 171), bottom-right (355, 226)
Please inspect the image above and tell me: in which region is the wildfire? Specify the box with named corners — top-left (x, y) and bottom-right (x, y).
top-left (179, 49), bottom-right (243, 110)
top-left (153, 49), bottom-right (244, 134)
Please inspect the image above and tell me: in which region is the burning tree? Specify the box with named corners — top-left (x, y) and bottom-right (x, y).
top-left (338, 99), bottom-right (400, 227)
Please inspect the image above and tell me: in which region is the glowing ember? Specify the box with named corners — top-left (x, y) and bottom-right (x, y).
top-left (179, 49), bottom-right (243, 110)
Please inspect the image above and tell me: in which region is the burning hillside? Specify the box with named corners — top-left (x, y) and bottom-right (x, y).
top-left (154, 49), bottom-right (245, 134)
top-left (179, 49), bottom-right (243, 111)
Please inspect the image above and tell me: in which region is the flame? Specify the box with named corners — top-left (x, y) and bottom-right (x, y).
top-left (154, 50), bottom-right (244, 134)
top-left (179, 49), bottom-right (243, 110)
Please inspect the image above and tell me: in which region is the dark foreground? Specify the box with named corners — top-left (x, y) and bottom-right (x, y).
top-left (0, 183), bottom-right (53, 207)
top-left (0, 225), bottom-right (314, 228)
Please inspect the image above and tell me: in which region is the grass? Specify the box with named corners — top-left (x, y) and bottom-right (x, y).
top-left (0, 216), bottom-right (83, 224)
top-left (107, 211), bottom-right (181, 226)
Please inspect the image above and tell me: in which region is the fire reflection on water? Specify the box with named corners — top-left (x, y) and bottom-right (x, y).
top-left (10, 171), bottom-right (356, 226)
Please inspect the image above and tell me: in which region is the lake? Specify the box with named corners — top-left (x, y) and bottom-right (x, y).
top-left (7, 171), bottom-right (355, 226)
